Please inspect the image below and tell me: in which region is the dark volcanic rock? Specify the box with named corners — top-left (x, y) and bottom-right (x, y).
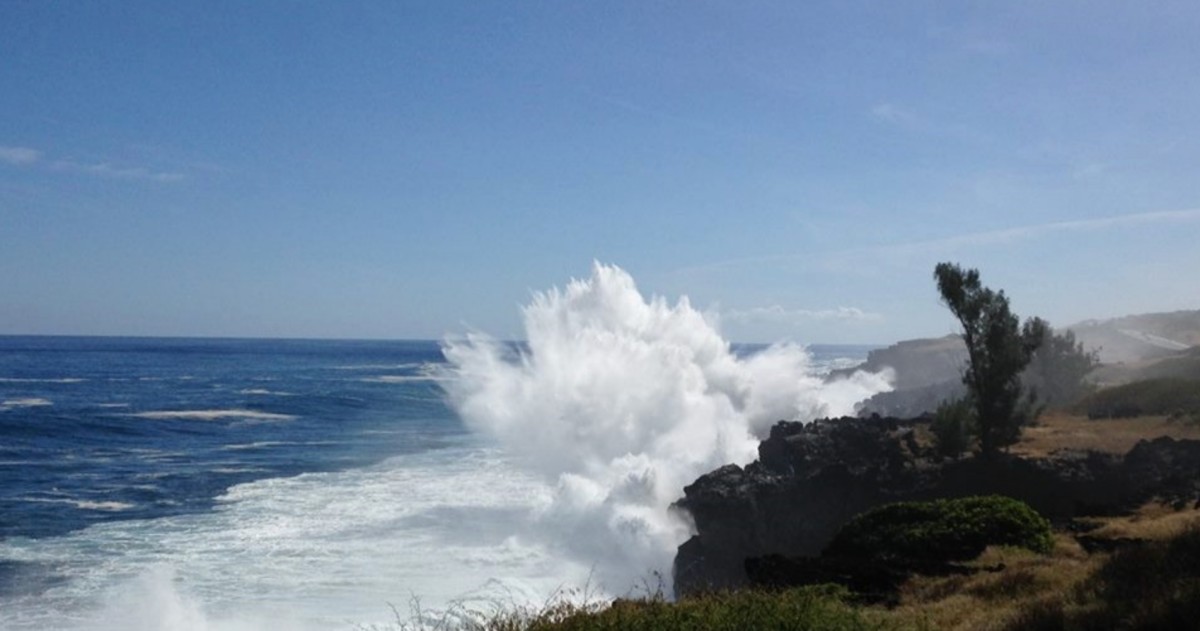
top-left (672, 417), bottom-right (1200, 596)
top-left (674, 416), bottom-right (937, 593)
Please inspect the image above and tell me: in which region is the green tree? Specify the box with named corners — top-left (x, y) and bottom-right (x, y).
top-left (934, 263), bottom-right (1046, 457)
top-left (1021, 326), bottom-right (1100, 409)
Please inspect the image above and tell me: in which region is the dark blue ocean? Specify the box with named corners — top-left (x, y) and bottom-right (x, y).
top-left (0, 336), bottom-right (873, 630)
top-left (0, 337), bottom-right (456, 542)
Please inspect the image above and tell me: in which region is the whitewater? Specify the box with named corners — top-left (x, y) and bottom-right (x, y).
top-left (0, 264), bottom-right (890, 630)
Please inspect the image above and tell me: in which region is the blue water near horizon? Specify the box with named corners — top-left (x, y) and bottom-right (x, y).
top-left (0, 335), bottom-right (876, 629)
top-left (0, 336), bottom-right (462, 542)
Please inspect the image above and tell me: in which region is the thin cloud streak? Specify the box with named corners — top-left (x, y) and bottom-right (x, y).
top-left (51, 159), bottom-right (185, 183)
top-left (0, 143), bottom-right (186, 182)
top-left (893, 208), bottom-right (1200, 254)
top-left (670, 207), bottom-right (1200, 277)
top-left (0, 146), bottom-right (42, 165)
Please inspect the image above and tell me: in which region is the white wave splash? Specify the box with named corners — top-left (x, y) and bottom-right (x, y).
top-left (440, 263), bottom-right (891, 593)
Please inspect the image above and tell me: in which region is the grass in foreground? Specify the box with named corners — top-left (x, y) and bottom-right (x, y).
top-left (869, 503), bottom-right (1200, 631)
top-left (367, 585), bottom-right (896, 631)
top-left (532, 585), bottom-right (890, 631)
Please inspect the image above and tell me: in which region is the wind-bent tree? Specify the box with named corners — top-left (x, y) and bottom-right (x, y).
top-left (934, 263), bottom-right (1046, 457)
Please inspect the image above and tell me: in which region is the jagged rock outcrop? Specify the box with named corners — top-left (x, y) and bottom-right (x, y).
top-left (672, 416), bottom-right (1200, 596)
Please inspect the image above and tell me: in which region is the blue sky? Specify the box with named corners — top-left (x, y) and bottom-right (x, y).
top-left (2, 2), bottom-right (1198, 344)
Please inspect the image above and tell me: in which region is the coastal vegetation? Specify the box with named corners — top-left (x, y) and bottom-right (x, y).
top-left (825, 496), bottom-right (1054, 566)
top-left (933, 262), bottom-right (1048, 457)
top-left (1078, 377), bottom-right (1200, 421)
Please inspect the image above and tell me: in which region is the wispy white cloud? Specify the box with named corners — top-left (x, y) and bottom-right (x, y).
top-left (870, 103), bottom-right (919, 127)
top-left (869, 102), bottom-right (992, 145)
top-left (51, 159), bottom-right (185, 183)
top-left (0, 143), bottom-right (186, 182)
top-left (889, 207), bottom-right (1200, 253)
top-left (670, 207), bottom-right (1200, 278)
top-left (725, 305), bottom-right (883, 324)
top-left (0, 146), bottom-right (42, 165)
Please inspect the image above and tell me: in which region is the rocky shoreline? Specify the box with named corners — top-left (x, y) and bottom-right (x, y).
top-left (671, 414), bottom-right (1200, 596)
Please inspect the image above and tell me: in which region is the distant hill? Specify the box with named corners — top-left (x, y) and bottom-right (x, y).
top-left (842, 309), bottom-right (1200, 417)
top-left (1068, 309), bottom-right (1200, 364)
top-left (1089, 346), bottom-right (1200, 387)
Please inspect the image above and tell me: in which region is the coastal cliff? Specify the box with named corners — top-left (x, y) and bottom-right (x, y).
top-left (672, 415), bottom-right (1200, 596)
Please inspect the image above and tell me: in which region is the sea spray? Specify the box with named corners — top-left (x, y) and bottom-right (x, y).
top-left (441, 263), bottom-right (892, 593)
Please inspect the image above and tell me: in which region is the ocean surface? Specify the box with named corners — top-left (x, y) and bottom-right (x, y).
top-left (0, 336), bottom-right (874, 630)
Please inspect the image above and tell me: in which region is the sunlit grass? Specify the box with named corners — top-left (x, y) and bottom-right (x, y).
top-left (1012, 411), bottom-right (1200, 458)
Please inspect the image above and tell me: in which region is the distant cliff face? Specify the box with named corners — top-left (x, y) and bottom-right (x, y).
top-left (835, 335), bottom-right (966, 392)
top-left (672, 416), bottom-right (1200, 596)
top-left (833, 336), bottom-right (967, 418)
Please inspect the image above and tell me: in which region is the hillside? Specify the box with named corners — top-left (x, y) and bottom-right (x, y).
top-left (1069, 309), bottom-right (1200, 364)
top-left (843, 309), bottom-right (1200, 417)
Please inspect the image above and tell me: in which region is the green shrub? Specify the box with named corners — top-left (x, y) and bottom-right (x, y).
top-left (824, 496), bottom-right (1053, 567)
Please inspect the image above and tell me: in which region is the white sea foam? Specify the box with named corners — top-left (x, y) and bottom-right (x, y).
top-left (440, 263), bottom-right (892, 593)
top-left (15, 497), bottom-right (134, 511)
top-left (0, 447), bottom-right (574, 631)
top-left (1, 398), bottom-right (53, 408)
top-left (237, 389), bottom-right (294, 396)
top-left (332, 363), bottom-right (424, 370)
top-left (220, 441), bottom-right (296, 451)
top-left (130, 410), bottom-right (296, 421)
top-left (0, 377), bottom-right (85, 383)
top-left (360, 375), bottom-right (440, 384)
top-left (74, 500), bottom-right (135, 512)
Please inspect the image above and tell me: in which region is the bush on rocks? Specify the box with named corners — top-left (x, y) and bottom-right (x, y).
top-left (823, 495), bottom-right (1053, 567)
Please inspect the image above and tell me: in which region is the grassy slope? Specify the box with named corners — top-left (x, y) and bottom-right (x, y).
top-left (1012, 410), bottom-right (1200, 458)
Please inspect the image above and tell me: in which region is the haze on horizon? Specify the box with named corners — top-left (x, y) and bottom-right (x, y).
top-left (2, 3), bottom-right (1198, 345)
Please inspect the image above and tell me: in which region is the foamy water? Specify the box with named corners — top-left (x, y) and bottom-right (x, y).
top-left (1, 446), bottom-right (582, 631)
top-left (0, 266), bottom-right (890, 630)
top-left (441, 263), bottom-right (890, 594)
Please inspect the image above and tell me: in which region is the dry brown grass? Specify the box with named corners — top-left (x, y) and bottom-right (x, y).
top-left (1076, 501), bottom-right (1200, 540)
top-left (863, 502), bottom-right (1200, 631)
top-left (868, 534), bottom-right (1098, 631)
top-left (1011, 411), bottom-right (1200, 458)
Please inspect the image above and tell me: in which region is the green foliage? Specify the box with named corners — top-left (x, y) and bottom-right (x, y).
top-left (1021, 328), bottom-right (1100, 409)
top-left (1078, 378), bottom-right (1200, 420)
top-left (1005, 526), bottom-right (1200, 630)
top-left (930, 397), bottom-right (976, 459)
top-left (824, 496), bottom-right (1054, 567)
top-left (934, 263), bottom-right (1045, 456)
top-left (529, 585), bottom-right (888, 631)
